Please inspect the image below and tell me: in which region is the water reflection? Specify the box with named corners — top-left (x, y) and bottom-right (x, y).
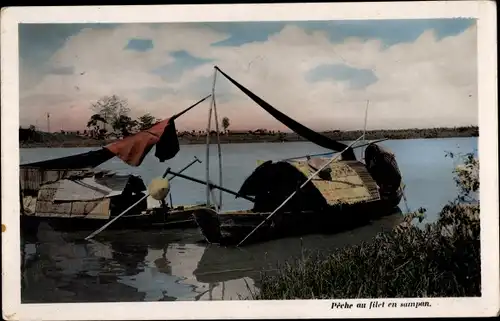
top-left (193, 211), bottom-right (405, 299)
top-left (22, 212), bottom-right (404, 303)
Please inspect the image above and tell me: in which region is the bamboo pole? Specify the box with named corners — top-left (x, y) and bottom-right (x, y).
top-left (163, 169), bottom-right (255, 203)
top-left (236, 135), bottom-right (365, 247)
top-left (205, 96), bottom-right (214, 207)
top-left (279, 138), bottom-right (388, 162)
top-left (209, 184), bottom-right (220, 210)
top-left (172, 95), bottom-right (212, 121)
top-left (211, 68), bottom-right (223, 211)
top-left (361, 100), bottom-right (370, 160)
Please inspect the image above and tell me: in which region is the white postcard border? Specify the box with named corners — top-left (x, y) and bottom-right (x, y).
top-left (1, 1), bottom-right (498, 320)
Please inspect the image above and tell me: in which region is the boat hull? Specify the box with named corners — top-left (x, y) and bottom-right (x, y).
top-left (193, 197), bottom-right (402, 246)
top-left (20, 205), bottom-right (209, 235)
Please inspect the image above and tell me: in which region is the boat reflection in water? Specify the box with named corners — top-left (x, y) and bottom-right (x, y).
top-left (21, 208), bottom-right (403, 302)
top-left (22, 222), bottom-right (150, 302)
top-left (193, 207), bottom-right (404, 300)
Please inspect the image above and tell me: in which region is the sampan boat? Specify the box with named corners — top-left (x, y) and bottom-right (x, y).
top-left (189, 66), bottom-right (405, 246)
top-left (193, 148), bottom-right (403, 246)
top-left (20, 167), bottom-right (212, 235)
top-left (20, 96), bottom-right (213, 235)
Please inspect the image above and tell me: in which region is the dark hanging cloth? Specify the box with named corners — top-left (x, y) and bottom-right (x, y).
top-left (20, 148), bottom-right (116, 169)
top-left (103, 95), bottom-right (209, 166)
top-left (105, 118), bottom-right (179, 166)
top-left (152, 94), bottom-right (211, 161)
top-left (154, 118), bottom-right (180, 162)
top-left (214, 66), bottom-right (356, 160)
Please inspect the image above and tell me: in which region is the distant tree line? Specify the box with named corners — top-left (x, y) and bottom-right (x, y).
top-left (322, 126), bottom-right (479, 141)
top-left (86, 95), bottom-right (161, 140)
top-left (19, 93), bottom-right (479, 145)
top-left (84, 95), bottom-right (237, 140)
top-left (18, 125), bottom-right (89, 145)
top-left (175, 126), bottom-right (479, 144)
top-left (19, 125), bottom-right (41, 142)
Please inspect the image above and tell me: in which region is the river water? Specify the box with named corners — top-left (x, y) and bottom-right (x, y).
top-left (20, 137), bottom-right (477, 302)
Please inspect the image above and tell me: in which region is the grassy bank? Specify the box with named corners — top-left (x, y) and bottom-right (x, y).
top-left (189, 126), bottom-right (479, 145)
top-left (20, 126), bottom-right (478, 148)
top-left (252, 152), bottom-right (480, 299)
top-left (19, 130), bottom-right (114, 148)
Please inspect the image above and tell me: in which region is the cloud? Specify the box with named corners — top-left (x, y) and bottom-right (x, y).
top-left (137, 86), bottom-right (178, 101)
top-left (47, 66), bottom-right (75, 75)
top-left (292, 19), bottom-right (475, 47)
top-left (305, 64), bottom-right (378, 90)
top-left (19, 20), bottom-right (477, 132)
top-left (210, 22), bottom-right (285, 47)
top-left (203, 19), bottom-right (475, 48)
top-left (124, 38), bottom-right (154, 52)
top-left (151, 50), bottom-right (214, 82)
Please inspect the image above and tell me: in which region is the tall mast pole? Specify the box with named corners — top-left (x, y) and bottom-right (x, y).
top-left (211, 69), bottom-right (223, 210)
top-left (361, 100), bottom-right (369, 160)
top-left (205, 90), bottom-right (214, 207)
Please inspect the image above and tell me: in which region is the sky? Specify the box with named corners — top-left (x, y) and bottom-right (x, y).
top-left (18, 19), bottom-right (478, 132)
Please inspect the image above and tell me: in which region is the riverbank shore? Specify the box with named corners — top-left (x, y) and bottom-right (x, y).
top-left (20, 126), bottom-right (478, 148)
top-left (252, 152), bottom-right (480, 299)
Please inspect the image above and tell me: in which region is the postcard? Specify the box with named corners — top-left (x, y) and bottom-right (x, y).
top-left (1, 1), bottom-right (498, 320)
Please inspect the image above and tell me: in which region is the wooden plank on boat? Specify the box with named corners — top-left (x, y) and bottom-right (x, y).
top-left (33, 179), bottom-right (112, 219)
top-left (288, 159), bottom-right (380, 205)
top-left (34, 198), bottom-right (111, 219)
top-left (53, 177), bottom-right (123, 201)
top-left (347, 161), bottom-right (380, 200)
top-left (26, 172), bottom-right (147, 219)
top-left (70, 199), bottom-right (112, 219)
top-left (22, 196), bottom-right (37, 215)
top-left (20, 167), bottom-right (93, 194)
top-left (37, 181), bottom-right (60, 201)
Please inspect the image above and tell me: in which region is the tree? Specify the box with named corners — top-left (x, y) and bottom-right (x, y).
top-left (90, 95), bottom-right (130, 132)
top-left (113, 115), bottom-right (138, 137)
top-left (87, 114), bottom-right (107, 128)
top-left (137, 113), bottom-right (157, 131)
top-left (222, 117), bottom-right (230, 134)
top-left (87, 114), bottom-right (107, 139)
top-left (98, 128), bottom-right (108, 140)
top-left (445, 151), bottom-right (479, 203)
